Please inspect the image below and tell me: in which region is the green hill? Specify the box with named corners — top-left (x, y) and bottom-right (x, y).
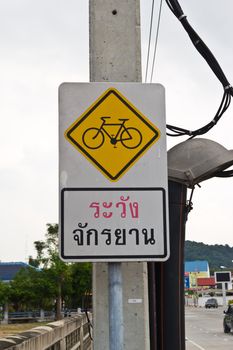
top-left (185, 240), bottom-right (233, 270)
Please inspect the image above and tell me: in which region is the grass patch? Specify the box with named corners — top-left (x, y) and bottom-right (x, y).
top-left (0, 322), bottom-right (48, 338)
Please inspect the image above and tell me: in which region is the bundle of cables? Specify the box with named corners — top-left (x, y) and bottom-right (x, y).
top-left (165, 0), bottom-right (233, 139)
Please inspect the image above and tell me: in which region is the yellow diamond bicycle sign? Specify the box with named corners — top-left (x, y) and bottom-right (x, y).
top-left (65, 87), bottom-right (160, 181)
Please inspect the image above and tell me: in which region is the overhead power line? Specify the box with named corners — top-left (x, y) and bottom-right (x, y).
top-left (164, 0), bottom-right (233, 138)
top-left (144, 0), bottom-right (232, 151)
top-left (150, 0), bottom-right (163, 83)
top-left (145, 0), bottom-right (155, 83)
top-left (144, 0), bottom-right (163, 83)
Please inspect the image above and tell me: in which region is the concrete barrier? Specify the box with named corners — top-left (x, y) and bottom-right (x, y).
top-left (0, 313), bottom-right (92, 350)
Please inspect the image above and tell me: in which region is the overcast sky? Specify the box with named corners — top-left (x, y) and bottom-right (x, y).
top-left (0, 0), bottom-right (232, 262)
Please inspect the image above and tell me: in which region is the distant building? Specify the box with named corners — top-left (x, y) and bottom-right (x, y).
top-left (185, 260), bottom-right (210, 289)
top-left (0, 262), bottom-right (32, 283)
top-left (197, 277), bottom-right (216, 288)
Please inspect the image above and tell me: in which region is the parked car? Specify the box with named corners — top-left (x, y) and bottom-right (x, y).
top-left (223, 305), bottom-right (233, 333)
top-left (205, 298), bottom-right (218, 308)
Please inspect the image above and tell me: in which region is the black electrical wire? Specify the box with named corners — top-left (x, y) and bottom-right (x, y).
top-left (165, 0), bottom-right (233, 139)
top-left (167, 90), bottom-right (231, 138)
top-left (83, 289), bottom-right (93, 341)
top-left (150, 0), bottom-right (163, 82)
top-left (145, 0), bottom-right (155, 83)
top-left (215, 169), bottom-right (233, 178)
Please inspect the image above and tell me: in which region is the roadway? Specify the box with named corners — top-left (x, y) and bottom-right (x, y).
top-left (185, 306), bottom-right (233, 349)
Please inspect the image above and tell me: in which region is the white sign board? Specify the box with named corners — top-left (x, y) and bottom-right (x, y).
top-left (59, 83), bottom-right (169, 262)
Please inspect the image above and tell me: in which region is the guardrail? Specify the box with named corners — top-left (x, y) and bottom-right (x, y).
top-left (4, 310), bottom-right (81, 323)
top-left (3, 310), bottom-right (55, 324)
top-left (0, 313), bottom-right (92, 350)
top-left (8, 311), bottom-right (54, 318)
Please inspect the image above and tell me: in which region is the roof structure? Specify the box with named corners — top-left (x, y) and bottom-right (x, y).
top-left (0, 262), bottom-right (31, 282)
top-left (185, 260), bottom-right (209, 273)
top-left (197, 277), bottom-right (216, 287)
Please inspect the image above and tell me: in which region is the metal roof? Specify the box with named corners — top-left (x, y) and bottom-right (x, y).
top-left (197, 277), bottom-right (216, 286)
top-left (0, 262), bottom-right (31, 281)
top-left (185, 260), bottom-right (209, 273)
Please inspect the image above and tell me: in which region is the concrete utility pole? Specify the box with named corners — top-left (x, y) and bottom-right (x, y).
top-left (89, 1), bottom-right (150, 349)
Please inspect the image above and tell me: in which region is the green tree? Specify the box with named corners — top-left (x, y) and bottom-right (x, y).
top-left (32, 224), bottom-right (71, 320)
top-left (69, 263), bottom-right (92, 309)
top-left (0, 281), bottom-right (11, 306)
top-left (0, 281), bottom-right (11, 320)
top-left (185, 240), bottom-right (233, 270)
top-left (28, 223), bottom-right (92, 317)
top-left (9, 267), bottom-right (55, 311)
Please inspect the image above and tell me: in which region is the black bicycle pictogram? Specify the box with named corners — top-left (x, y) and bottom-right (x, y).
top-left (82, 117), bottom-right (142, 149)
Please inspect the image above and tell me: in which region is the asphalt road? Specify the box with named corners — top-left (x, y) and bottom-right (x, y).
top-left (185, 306), bottom-right (233, 350)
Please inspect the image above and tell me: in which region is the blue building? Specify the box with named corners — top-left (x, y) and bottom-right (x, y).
top-left (0, 262), bottom-right (32, 283)
top-left (185, 260), bottom-right (210, 289)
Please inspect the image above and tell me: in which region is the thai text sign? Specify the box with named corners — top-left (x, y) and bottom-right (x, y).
top-left (61, 188), bottom-right (167, 260)
top-left (59, 83), bottom-right (169, 262)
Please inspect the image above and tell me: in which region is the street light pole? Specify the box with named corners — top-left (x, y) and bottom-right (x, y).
top-left (222, 282), bottom-right (227, 307)
top-left (149, 137), bottom-right (233, 350)
top-left (148, 181), bottom-right (187, 350)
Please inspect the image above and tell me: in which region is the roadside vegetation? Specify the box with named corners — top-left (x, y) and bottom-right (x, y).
top-left (185, 240), bottom-right (233, 271)
top-left (0, 224), bottom-right (92, 321)
top-left (0, 322), bottom-right (49, 338)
